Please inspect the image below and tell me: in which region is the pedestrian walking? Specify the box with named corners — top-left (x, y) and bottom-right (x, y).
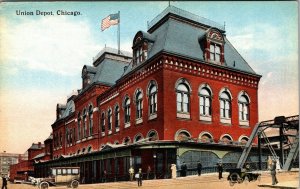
top-left (129, 166), bottom-right (134, 181)
top-left (137, 168), bottom-right (143, 187)
top-left (102, 170), bottom-right (107, 183)
top-left (146, 165), bottom-right (151, 179)
top-left (1, 175), bottom-right (7, 189)
top-left (180, 162), bottom-right (187, 177)
top-left (217, 163), bottom-right (223, 179)
top-left (271, 160), bottom-right (278, 185)
top-left (197, 161), bottom-right (202, 176)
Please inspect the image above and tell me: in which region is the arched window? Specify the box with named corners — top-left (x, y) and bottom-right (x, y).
top-left (134, 134), bottom-right (143, 143)
top-left (101, 112), bottom-right (105, 133)
top-left (66, 128), bottom-right (69, 145)
top-left (88, 105), bottom-right (93, 137)
top-left (147, 130), bottom-right (159, 141)
top-left (107, 108), bottom-right (112, 132)
top-left (239, 136), bottom-right (249, 145)
top-left (175, 130), bottom-right (191, 142)
top-left (87, 146), bottom-right (92, 153)
top-left (199, 85), bottom-right (212, 121)
top-left (114, 105), bottom-right (120, 131)
top-left (77, 112), bottom-right (81, 140)
top-left (123, 136), bottom-right (131, 145)
top-left (176, 80), bottom-right (191, 114)
top-left (70, 129), bottom-right (73, 144)
top-left (83, 109), bottom-right (87, 138)
top-left (220, 134), bottom-right (233, 144)
top-left (124, 96), bottom-right (131, 124)
top-left (220, 91), bottom-right (231, 119)
top-left (148, 82), bottom-right (157, 115)
top-left (136, 90), bottom-right (143, 119)
top-left (60, 132), bottom-right (62, 147)
top-left (199, 133), bottom-right (213, 143)
top-left (239, 94), bottom-right (249, 121)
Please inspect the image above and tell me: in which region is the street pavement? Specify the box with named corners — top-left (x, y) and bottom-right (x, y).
top-left (2, 170), bottom-right (298, 189)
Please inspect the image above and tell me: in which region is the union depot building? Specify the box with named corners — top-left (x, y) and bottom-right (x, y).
top-left (33, 6), bottom-right (266, 182)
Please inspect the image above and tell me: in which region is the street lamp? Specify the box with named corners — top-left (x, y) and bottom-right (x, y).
top-left (153, 154), bottom-right (157, 179)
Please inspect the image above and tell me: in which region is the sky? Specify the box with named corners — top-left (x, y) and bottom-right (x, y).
top-left (0, 1), bottom-right (298, 154)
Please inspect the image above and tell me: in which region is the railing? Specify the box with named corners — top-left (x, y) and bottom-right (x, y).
top-left (147, 6), bottom-right (225, 31)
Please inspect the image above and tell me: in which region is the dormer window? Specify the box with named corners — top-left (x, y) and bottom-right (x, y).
top-left (132, 31), bottom-right (154, 67)
top-left (202, 28), bottom-right (225, 64)
top-left (210, 43), bottom-right (221, 62)
top-left (135, 46), bottom-right (143, 64)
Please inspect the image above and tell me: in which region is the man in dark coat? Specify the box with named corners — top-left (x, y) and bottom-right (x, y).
top-left (197, 161), bottom-right (202, 176)
top-left (181, 162), bottom-right (187, 177)
top-left (217, 163), bottom-right (223, 179)
top-left (1, 175), bottom-right (7, 189)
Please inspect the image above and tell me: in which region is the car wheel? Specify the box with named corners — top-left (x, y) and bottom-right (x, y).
top-left (71, 180), bottom-right (79, 188)
top-left (230, 172), bottom-right (240, 183)
top-left (40, 181), bottom-right (49, 189)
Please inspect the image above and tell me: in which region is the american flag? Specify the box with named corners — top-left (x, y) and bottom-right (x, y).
top-left (101, 13), bottom-right (119, 31)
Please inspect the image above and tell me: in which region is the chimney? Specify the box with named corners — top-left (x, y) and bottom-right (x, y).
top-left (38, 142), bottom-right (42, 148)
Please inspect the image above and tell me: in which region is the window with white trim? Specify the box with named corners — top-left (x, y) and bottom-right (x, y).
top-left (176, 83), bottom-right (190, 113)
top-left (239, 95), bottom-right (249, 121)
top-left (149, 83), bottom-right (157, 115)
top-left (124, 97), bottom-right (131, 123)
top-left (220, 91), bottom-right (231, 119)
top-left (136, 91), bottom-right (143, 119)
top-left (108, 109), bottom-right (112, 131)
top-left (101, 112), bottom-right (105, 133)
top-left (77, 113), bottom-right (81, 140)
top-left (210, 43), bottom-right (221, 62)
top-left (199, 87), bottom-right (212, 116)
top-left (88, 105), bottom-right (93, 136)
top-left (83, 109), bottom-right (87, 138)
top-left (115, 105), bottom-right (120, 130)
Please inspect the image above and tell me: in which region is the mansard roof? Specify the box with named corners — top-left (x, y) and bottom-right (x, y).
top-left (91, 58), bottom-right (130, 86)
top-left (125, 6), bottom-right (257, 76)
top-left (60, 99), bottom-right (75, 119)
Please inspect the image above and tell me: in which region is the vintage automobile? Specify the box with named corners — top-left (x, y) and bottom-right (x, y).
top-left (226, 168), bottom-right (261, 186)
top-left (38, 167), bottom-right (80, 189)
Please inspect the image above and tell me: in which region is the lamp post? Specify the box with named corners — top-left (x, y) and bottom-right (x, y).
top-left (153, 153), bottom-right (156, 179)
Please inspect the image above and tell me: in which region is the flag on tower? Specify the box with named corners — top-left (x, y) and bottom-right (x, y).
top-left (101, 13), bottom-right (120, 31)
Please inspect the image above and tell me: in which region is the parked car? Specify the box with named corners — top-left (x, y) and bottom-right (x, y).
top-left (38, 167), bottom-right (80, 189)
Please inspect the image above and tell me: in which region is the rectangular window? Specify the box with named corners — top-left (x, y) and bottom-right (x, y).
top-left (225, 101), bottom-right (230, 118)
top-left (177, 93), bottom-right (182, 112)
top-left (57, 169), bottom-right (62, 175)
top-left (200, 96), bottom-right (204, 115)
top-left (205, 98), bottom-right (210, 115)
top-left (210, 43), bottom-right (221, 62)
top-left (72, 168), bottom-right (79, 175)
top-left (220, 100), bottom-right (225, 117)
top-left (183, 94), bottom-right (189, 112)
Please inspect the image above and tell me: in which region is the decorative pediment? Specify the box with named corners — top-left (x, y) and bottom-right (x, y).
top-left (206, 28), bottom-right (224, 43)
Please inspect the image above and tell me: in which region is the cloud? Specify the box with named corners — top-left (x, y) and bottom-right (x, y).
top-left (0, 88), bottom-right (67, 153)
top-left (227, 23), bottom-right (298, 121)
top-left (1, 16), bottom-right (101, 76)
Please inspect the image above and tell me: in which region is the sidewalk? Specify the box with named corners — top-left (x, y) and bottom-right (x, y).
top-left (258, 180), bottom-right (299, 189)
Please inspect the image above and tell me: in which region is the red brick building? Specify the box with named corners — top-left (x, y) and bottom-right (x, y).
top-left (35, 6), bottom-right (264, 183)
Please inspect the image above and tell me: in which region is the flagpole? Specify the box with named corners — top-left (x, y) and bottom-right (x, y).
top-left (118, 11), bottom-right (120, 54)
